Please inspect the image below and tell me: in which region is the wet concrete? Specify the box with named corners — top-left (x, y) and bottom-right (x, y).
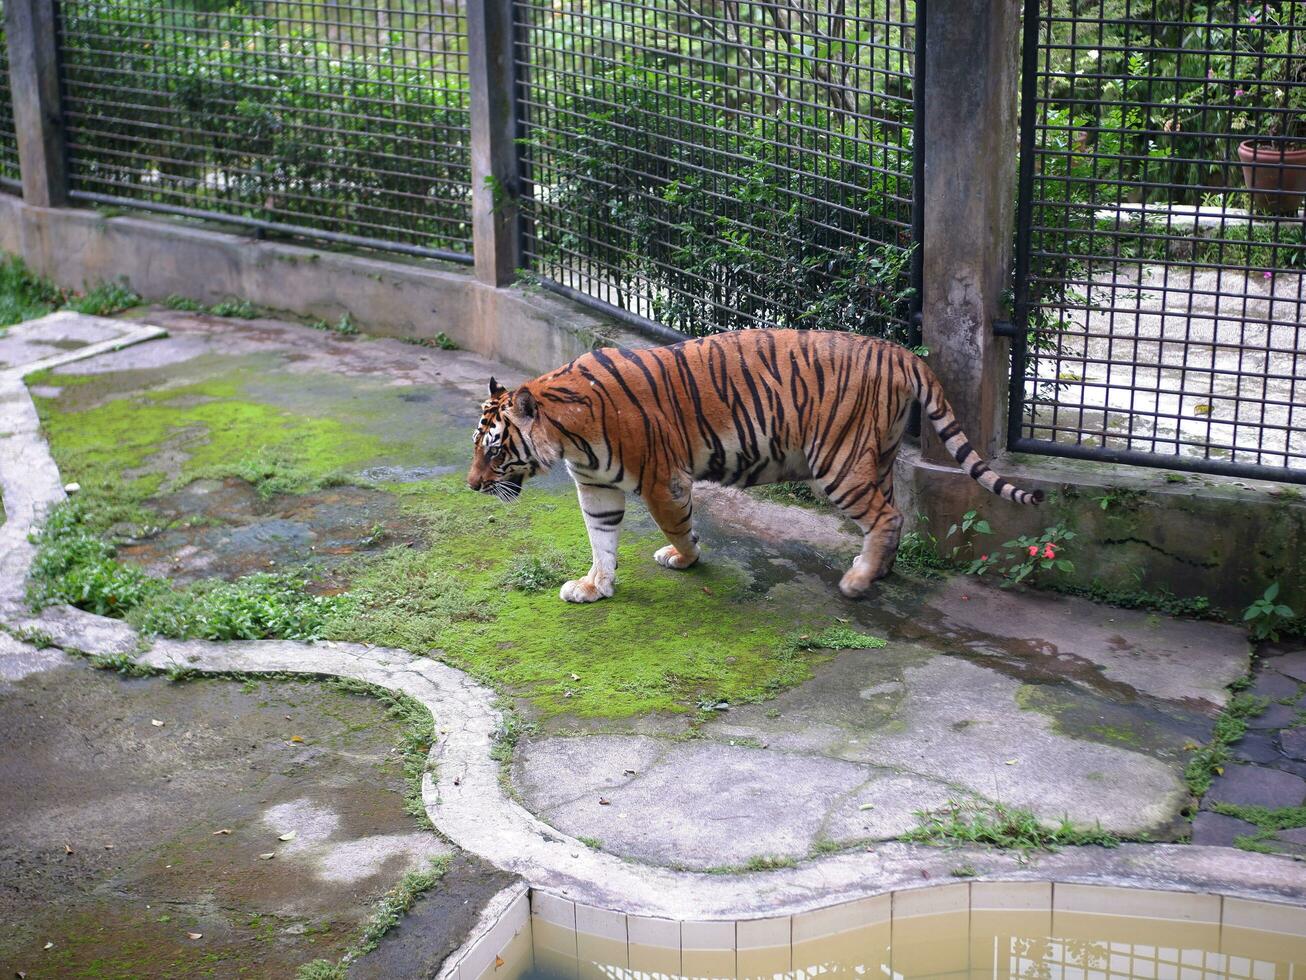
top-left (0, 646), bottom-right (504, 980)
top-left (15, 309), bottom-right (1266, 882)
top-left (118, 479), bottom-right (419, 588)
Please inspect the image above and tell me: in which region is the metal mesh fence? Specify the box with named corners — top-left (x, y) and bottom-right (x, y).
top-left (514, 0), bottom-right (920, 341)
top-left (55, 0), bottom-right (474, 259)
top-left (1013, 0), bottom-right (1306, 481)
top-left (0, 0), bottom-right (20, 190)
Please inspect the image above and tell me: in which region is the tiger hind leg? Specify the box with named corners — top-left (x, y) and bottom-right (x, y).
top-left (644, 474), bottom-right (700, 570)
top-left (821, 462), bottom-right (903, 598)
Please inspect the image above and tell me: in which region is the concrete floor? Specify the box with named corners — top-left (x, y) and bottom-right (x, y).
top-left (0, 636), bottom-right (511, 980)
top-left (4, 308), bottom-right (1303, 963)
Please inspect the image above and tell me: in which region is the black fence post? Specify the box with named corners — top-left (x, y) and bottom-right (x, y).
top-left (5, 0), bottom-right (66, 208)
top-left (467, 0), bottom-right (521, 287)
top-left (919, 0), bottom-right (1021, 461)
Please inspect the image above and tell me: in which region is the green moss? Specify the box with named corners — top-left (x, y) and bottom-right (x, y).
top-left (1185, 689), bottom-right (1268, 798)
top-left (327, 478), bottom-right (837, 718)
top-left (32, 371), bottom-right (422, 504)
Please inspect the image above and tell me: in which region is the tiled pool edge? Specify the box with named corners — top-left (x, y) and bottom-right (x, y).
top-left (1, 325), bottom-right (1304, 968)
top-left (443, 881), bottom-right (1306, 980)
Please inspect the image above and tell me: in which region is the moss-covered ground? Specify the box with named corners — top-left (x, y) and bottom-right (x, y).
top-left (28, 352), bottom-right (858, 721)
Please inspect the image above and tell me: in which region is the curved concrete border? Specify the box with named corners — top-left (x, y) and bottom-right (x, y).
top-left (2, 340), bottom-right (1304, 922)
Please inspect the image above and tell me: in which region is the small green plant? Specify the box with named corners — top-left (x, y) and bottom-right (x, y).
top-left (791, 625), bottom-right (887, 651)
top-left (950, 863), bottom-right (979, 878)
top-left (0, 254), bottom-right (66, 327)
top-left (164, 294), bottom-right (206, 312)
top-left (432, 331), bottom-right (458, 350)
top-left (209, 298), bottom-right (259, 318)
top-left (502, 551), bottom-right (570, 593)
top-left (965, 522), bottom-right (1076, 587)
top-left (1243, 583), bottom-right (1295, 642)
top-left (904, 799), bottom-right (1119, 852)
top-left (67, 281), bottom-right (140, 316)
top-left (743, 854), bottom-right (798, 871)
top-left (295, 961), bottom-right (347, 980)
top-left (577, 836), bottom-right (603, 849)
top-left (89, 652), bottom-right (155, 677)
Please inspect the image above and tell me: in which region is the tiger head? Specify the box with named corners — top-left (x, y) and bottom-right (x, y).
top-left (467, 377), bottom-right (549, 500)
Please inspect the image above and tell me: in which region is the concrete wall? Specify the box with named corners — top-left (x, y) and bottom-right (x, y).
top-left (0, 196), bottom-right (647, 376)
top-left (3, 193), bottom-right (1303, 617)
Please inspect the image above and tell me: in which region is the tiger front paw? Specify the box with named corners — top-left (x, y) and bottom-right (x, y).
top-left (654, 544), bottom-right (699, 570)
top-left (560, 576), bottom-right (613, 603)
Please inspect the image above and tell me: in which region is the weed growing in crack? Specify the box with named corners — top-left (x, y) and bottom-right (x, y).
top-left (294, 856), bottom-right (452, 979)
top-left (327, 677), bottom-right (436, 830)
top-left (1183, 689), bottom-right (1268, 798)
top-left (903, 799), bottom-right (1119, 852)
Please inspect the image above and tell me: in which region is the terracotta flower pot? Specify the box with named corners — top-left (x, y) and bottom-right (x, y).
top-left (1237, 140), bottom-right (1306, 216)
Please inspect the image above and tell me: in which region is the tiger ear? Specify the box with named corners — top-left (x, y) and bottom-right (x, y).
top-left (512, 387), bottom-right (536, 421)
top-left (488, 377), bottom-right (506, 398)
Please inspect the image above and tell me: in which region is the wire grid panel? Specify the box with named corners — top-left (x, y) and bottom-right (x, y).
top-left (0, 0), bottom-right (19, 189)
top-left (1017, 0), bottom-right (1306, 477)
top-left (514, 0), bottom-right (918, 340)
top-left (56, 0), bottom-right (473, 256)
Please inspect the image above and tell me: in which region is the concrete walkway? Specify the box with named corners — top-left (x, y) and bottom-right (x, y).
top-left (1, 310), bottom-right (1302, 931)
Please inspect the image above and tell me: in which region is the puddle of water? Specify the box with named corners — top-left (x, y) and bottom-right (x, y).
top-left (498, 903), bottom-right (1306, 979)
top-left (117, 478), bottom-right (419, 585)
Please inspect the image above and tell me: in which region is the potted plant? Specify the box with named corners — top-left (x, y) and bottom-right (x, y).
top-left (1233, 7), bottom-right (1306, 215)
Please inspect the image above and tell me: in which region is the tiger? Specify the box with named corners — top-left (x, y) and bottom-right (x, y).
top-left (466, 329), bottom-right (1042, 603)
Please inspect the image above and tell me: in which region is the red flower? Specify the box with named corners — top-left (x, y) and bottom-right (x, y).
top-left (980, 554), bottom-right (988, 561)
top-left (1043, 544), bottom-right (1056, 559)
top-left (1028, 545), bottom-right (1039, 557)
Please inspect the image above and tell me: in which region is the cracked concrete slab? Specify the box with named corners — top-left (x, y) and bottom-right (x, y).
top-left (514, 645), bottom-right (1192, 869)
top-left (1, 308), bottom-right (1300, 925)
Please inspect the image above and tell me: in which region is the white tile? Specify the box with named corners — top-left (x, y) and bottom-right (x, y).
top-left (531, 890), bottom-right (577, 929)
top-left (627, 914), bottom-right (680, 950)
top-left (792, 895), bottom-right (891, 942)
top-left (681, 919), bottom-right (735, 951)
top-left (1223, 897), bottom-right (1306, 936)
top-left (971, 880), bottom-right (1052, 912)
top-left (893, 882), bottom-right (969, 919)
top-left (1053, 884), bottom-right (1219, 924)
top-left (737, 916), bottom-right (790, 950)
top-left (575, 903), bottom-right (627, 943)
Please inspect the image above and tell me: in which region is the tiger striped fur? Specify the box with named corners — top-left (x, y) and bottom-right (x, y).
top-left (466, 329), bottom-right (1042, 602)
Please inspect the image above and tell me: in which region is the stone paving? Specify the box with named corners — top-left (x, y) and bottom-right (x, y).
top-left (1, 308), bottom-right (1304, 952)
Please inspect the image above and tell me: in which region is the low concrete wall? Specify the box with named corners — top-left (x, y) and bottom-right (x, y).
top-left (0, 195), bottom-right (646, 375)
top-left (896, 447), bottom-right (1306, 616)
top-left (3, 193), bottom-right (1302, 617)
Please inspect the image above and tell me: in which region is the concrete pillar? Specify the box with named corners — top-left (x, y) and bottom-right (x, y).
top-left (467, 0), bottom-right (522, 287)
top-left (920, 0), bottom-right (1021, 462)
top-left (5, 0), bottom-right (67, 208)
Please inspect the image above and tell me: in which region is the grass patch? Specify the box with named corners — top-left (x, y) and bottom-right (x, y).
top-left (1210, 802), bottom-right (1306, 854)
top-left (746, 480), bottom-right (826, 510)
top-left (67, 281), bottom-right (140, 316)
top-left (501, 550), bottom-right (570, 593)
top-left (742, 854), bottom-right (798, 871)
top-left (28, 495), bottom-right (347, 641)
top-left (791, 625), bottom-right (886, 651)
top-left (1183, 689), bottom-right (1268, 798)
top-left (326, 478), bottom-right (845, 718)
top-left (208, 298), bottom-right (260, 318)
top-left (903, 799), bottom-right (1120, 852)
top-left (0, 254), bottom-right (65, 328)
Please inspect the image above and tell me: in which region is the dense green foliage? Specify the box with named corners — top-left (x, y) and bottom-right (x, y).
top-left (58, 0), bottom-right (472, 250)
